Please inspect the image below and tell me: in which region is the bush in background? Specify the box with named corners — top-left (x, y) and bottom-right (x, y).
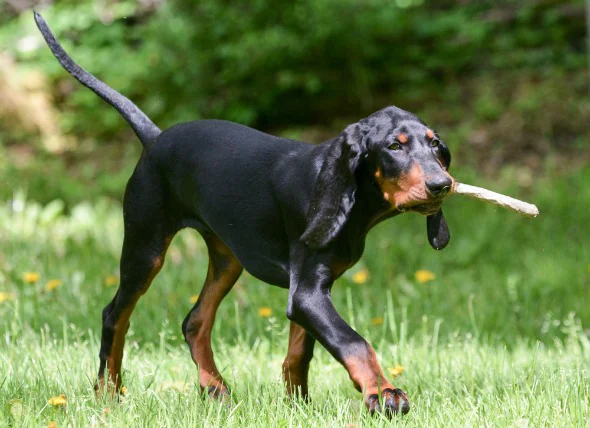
top-left (0, 0), bottom-right (588, 203)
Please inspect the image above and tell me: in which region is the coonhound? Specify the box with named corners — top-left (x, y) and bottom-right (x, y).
top-left (35, 12), bottom-right (454, 416)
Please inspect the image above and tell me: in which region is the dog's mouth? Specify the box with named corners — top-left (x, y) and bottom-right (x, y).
top-left (396, 189), bottom-right (450, 215)
top-left (397, 200), bottom-right (443, 216)
top-left (408, 202), bottom-right (443, 216)
top-left (388, 180), bottom-right (453, 216)
top-left (397, 177), bottom-right (455, 215)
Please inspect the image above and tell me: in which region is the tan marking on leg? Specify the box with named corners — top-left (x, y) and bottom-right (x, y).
top-left (282, 321), bottom-right (315, 398)
top-left (343, 347), bottom-right (395, 396)
top-left (184, 237), bottom-right (242, 396)
top-left (100, 236), bottom-right (173, 393)
top-left (104, 305), bottom-right (133, 391)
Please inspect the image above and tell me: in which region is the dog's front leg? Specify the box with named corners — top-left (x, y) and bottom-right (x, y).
top-left (286, 259), bottom-right (410, 416)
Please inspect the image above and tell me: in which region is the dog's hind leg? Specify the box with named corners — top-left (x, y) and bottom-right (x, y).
top-left (182, 234), bottom-right (243, 398)
top-left (96, 165), bottom-right (176, 395)
top-left (282, 321), bottom-right (316, 399)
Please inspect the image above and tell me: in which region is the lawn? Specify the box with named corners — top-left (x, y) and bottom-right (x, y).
top-left (1, 166), bottom-right (589, 426)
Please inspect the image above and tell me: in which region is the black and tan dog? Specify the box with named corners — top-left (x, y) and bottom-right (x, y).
top-left (35, 12), bottom-right (454, 416)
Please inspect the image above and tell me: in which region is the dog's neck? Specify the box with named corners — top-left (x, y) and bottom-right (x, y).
top-left (348, 166), bottom-right (402, 239)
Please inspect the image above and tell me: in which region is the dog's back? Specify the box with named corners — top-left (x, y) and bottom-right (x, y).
top-left (148, 119), bottom-right (316, 285)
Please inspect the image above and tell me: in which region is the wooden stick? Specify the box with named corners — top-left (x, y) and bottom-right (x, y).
top-left (453, 182), bottom-right (539, 218)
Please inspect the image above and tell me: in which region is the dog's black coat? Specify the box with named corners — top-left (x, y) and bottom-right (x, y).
top-left (35, 11), bottom-right (454, 416)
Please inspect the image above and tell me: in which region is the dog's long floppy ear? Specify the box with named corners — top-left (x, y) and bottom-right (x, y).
top-left (427, 209), bottom-right (450, 250)
top-left (301, 124), bottom-right (366, 248)
top-left (427, 140), bottom-right (451, 250)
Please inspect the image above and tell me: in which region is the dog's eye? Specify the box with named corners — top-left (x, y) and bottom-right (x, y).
top-left (389, 142), bottom-right (402, 151)
top-left (431, 139), bottom-right (440, 148)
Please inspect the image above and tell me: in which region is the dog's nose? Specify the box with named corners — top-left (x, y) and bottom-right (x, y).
top-left (426, 177), bottom-right (452, 197)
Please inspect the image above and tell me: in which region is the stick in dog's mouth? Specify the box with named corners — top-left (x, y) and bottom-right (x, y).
top-left (451, 182), bottom-right (539, 218)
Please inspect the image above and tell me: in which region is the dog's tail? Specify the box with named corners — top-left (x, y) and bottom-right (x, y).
top-left (34, 11), bottom-right (161, 147)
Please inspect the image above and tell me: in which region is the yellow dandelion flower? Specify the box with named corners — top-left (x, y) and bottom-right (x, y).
top-left (415, 269), bottom-right (435, 283)
top-left (0, 292), bottom-right (16, 303)
top-left (189, 294), bottom-right (199, 304)
top-left (47, 394), bottom-right (67, 406)
top-left (45, 279), bottom-right (62, 291)
top-left (352, 268), bottom-right (369, 284)
top-left (258, 307), bottom-right (273, 317)
top-left (104, 275), bottom-right (118, 287)
top-left (120, 386), bottom-right (127, 395)
top-left (23, 272), bottom-right (40, 283)
top-left (388, 365), bottom-right (405, 378)
top-left (48, 422), bottom-right (57, 428)
top-left (371, 317), bottom-right (384, 325)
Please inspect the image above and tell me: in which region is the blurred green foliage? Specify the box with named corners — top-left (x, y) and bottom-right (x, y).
top-left (0, 0), bottom-right (587, 205)
top-left (0, 0), bottom-right (587, 136)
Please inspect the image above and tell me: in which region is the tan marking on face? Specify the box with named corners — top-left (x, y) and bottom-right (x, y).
top-left (376, 163), bottom-right (427, 210)
top-left (374, 169), bottom-right (381, 179)
top-left (426, 129), bottom-right (434, 139)
top-left (396, 133), bottom-right (408, 144)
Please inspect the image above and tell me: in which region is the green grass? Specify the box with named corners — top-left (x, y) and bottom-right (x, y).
top-left (1, 167), bottom-right (590, 426)
top-left (2, 320), bottom-right (589, 426)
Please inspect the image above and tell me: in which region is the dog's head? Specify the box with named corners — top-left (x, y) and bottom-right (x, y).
top-left (301, 106), bottom-right (453, 250)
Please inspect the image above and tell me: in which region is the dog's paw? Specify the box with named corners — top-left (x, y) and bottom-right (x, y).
top-left (206, 384), bottom-right (231, 402)
top-left (366, 388), bottom-right (410, 417)
top-left (94, 379), bottom-right (125, 400)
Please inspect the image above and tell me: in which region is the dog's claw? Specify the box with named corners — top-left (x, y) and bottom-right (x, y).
top-left (366, 388), bottom-right (410, 417)
top-left (207, 384), bottom-right (231, 402)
